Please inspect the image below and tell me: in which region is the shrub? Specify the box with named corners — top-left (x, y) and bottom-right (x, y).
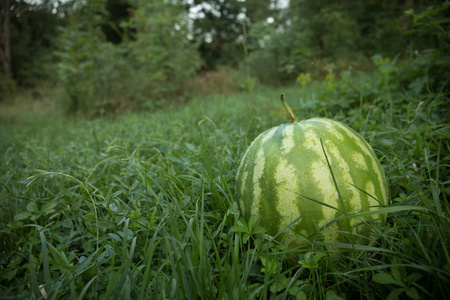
top-left (56, 0), bottom-right (199, 117)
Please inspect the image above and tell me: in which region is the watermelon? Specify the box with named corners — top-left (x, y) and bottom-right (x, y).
top-left (235, 95), bottom-right (388, 247)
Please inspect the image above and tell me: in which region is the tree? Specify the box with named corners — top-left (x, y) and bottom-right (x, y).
top-left (0, 0), bottom-right (11, 95)
top-left (244, 0), bottom-right (445, 85)
top-left (56, 0), bottom-right (200, 116)
top-left (188, 0), bottom-right (276, 69)
top-left (125, 0), bottom-right (200, 103)
top-left (102, 0), bottom-right (132, 44)
top-left (1, 0), bottom-right (62, 96)
top-left (189, 0), bottom-right (244, 69)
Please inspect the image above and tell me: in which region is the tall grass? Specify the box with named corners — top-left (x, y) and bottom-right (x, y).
top-left (1, 77), bottom-right (449, 299)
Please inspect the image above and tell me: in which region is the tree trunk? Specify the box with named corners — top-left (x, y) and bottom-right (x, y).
top-left (402, 0), bottom-right (414, 29)
top-left (0, 0), bottom-right (11, 80)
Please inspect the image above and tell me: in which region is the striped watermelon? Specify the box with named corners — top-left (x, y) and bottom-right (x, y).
top-left (235, 95), bottom-right (388, 247)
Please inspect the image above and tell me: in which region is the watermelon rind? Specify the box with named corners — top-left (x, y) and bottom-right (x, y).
top-left (235, 118), bottom-right (389, 247)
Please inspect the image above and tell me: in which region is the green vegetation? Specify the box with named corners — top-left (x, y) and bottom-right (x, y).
top-left (1, 0), bottom-right (449, 299)
top-left (2, 1), bottom-right (448, 113)
top-left (1, 49), bottom-right (449, 298)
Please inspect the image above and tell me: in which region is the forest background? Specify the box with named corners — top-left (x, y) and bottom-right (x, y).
top-left (1, 0), bottom-right (448, 116)
top-left (1, 1), bottom-right (449, 298)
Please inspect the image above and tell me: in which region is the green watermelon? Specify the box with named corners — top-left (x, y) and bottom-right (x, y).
top-left (235, 95), bottom-right (388, 247)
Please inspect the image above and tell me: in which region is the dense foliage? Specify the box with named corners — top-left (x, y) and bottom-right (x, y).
top-left (0, 0), bottom-right (62, 96)
top-left (56, 0), bottom-right (199, 116)
top-left (2, 0), bottom-right (448, 113)
top-left (1, 37), bottom-right (449, 297)
top-left (244, 0), bottom-right (449, 84)
top-left (0, 1), bottom-right (449, 298)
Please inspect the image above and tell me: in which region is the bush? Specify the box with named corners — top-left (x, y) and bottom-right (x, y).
top-left (56, 0), bottom-right (199, 117)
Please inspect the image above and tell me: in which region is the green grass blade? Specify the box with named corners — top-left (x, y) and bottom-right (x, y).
top-left (351, 205), bottom-right (431, 218)
top-left (39, 230), bottom-right (51, 289)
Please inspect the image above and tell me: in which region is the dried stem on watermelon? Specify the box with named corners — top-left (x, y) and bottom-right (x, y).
top-left (280, 93), bottom-right (296, 124)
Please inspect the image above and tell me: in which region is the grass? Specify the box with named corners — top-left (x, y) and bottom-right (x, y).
top-left (0, 69), bottom-right (449, 299)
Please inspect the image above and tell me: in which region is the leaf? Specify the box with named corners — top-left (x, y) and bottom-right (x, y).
top-left (42, 200), bottom-right (58, 215)
top-left (108, 203), bottom-right (118, 212)
top-left (117, 229), bottom-right (134, 241)
top-left (243, 233), bottom-right (251, 244)
top-left (326, 290), bottom-right (345, 300)
top-left (270, 275), bottom-right (289, 293)
top-left (26, 202), bottom-right (39, 213)
top-left (299, 252), bottom-right (325, 270)
top-left (4, 267), bottom-right (18, 281)
top-left (14, 211), bottom-right (32, 221)
top-left (405, 287), bottom-right (420, 300)
top-left (391, 266), bottom-right (404, 287)
top-left (248, 215), bottom-right (259, 231)
top-left (381, 139), bottom-right (394, 147)
top-left (185, 143), bottom-right (198, 153)
top-left (230, 219), bottom-right (248, 234)
top-left (108, 233), bottom-right (122, 242)
top-left (260, 257), bottom-right (280, 277)
top-left (373, 273), bottom-right (400, 285)
top-left (407, 273), bottom-right (422, 284)
top-left (387, 288), bottom-right (405, 300)
top-left (253, 226), bottom-right (267, 234)
top-left (296, 291), bottom-right (307, 300)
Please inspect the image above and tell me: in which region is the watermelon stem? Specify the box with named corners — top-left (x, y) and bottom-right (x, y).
top-left (280, 94), bottom-right (296, 124)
